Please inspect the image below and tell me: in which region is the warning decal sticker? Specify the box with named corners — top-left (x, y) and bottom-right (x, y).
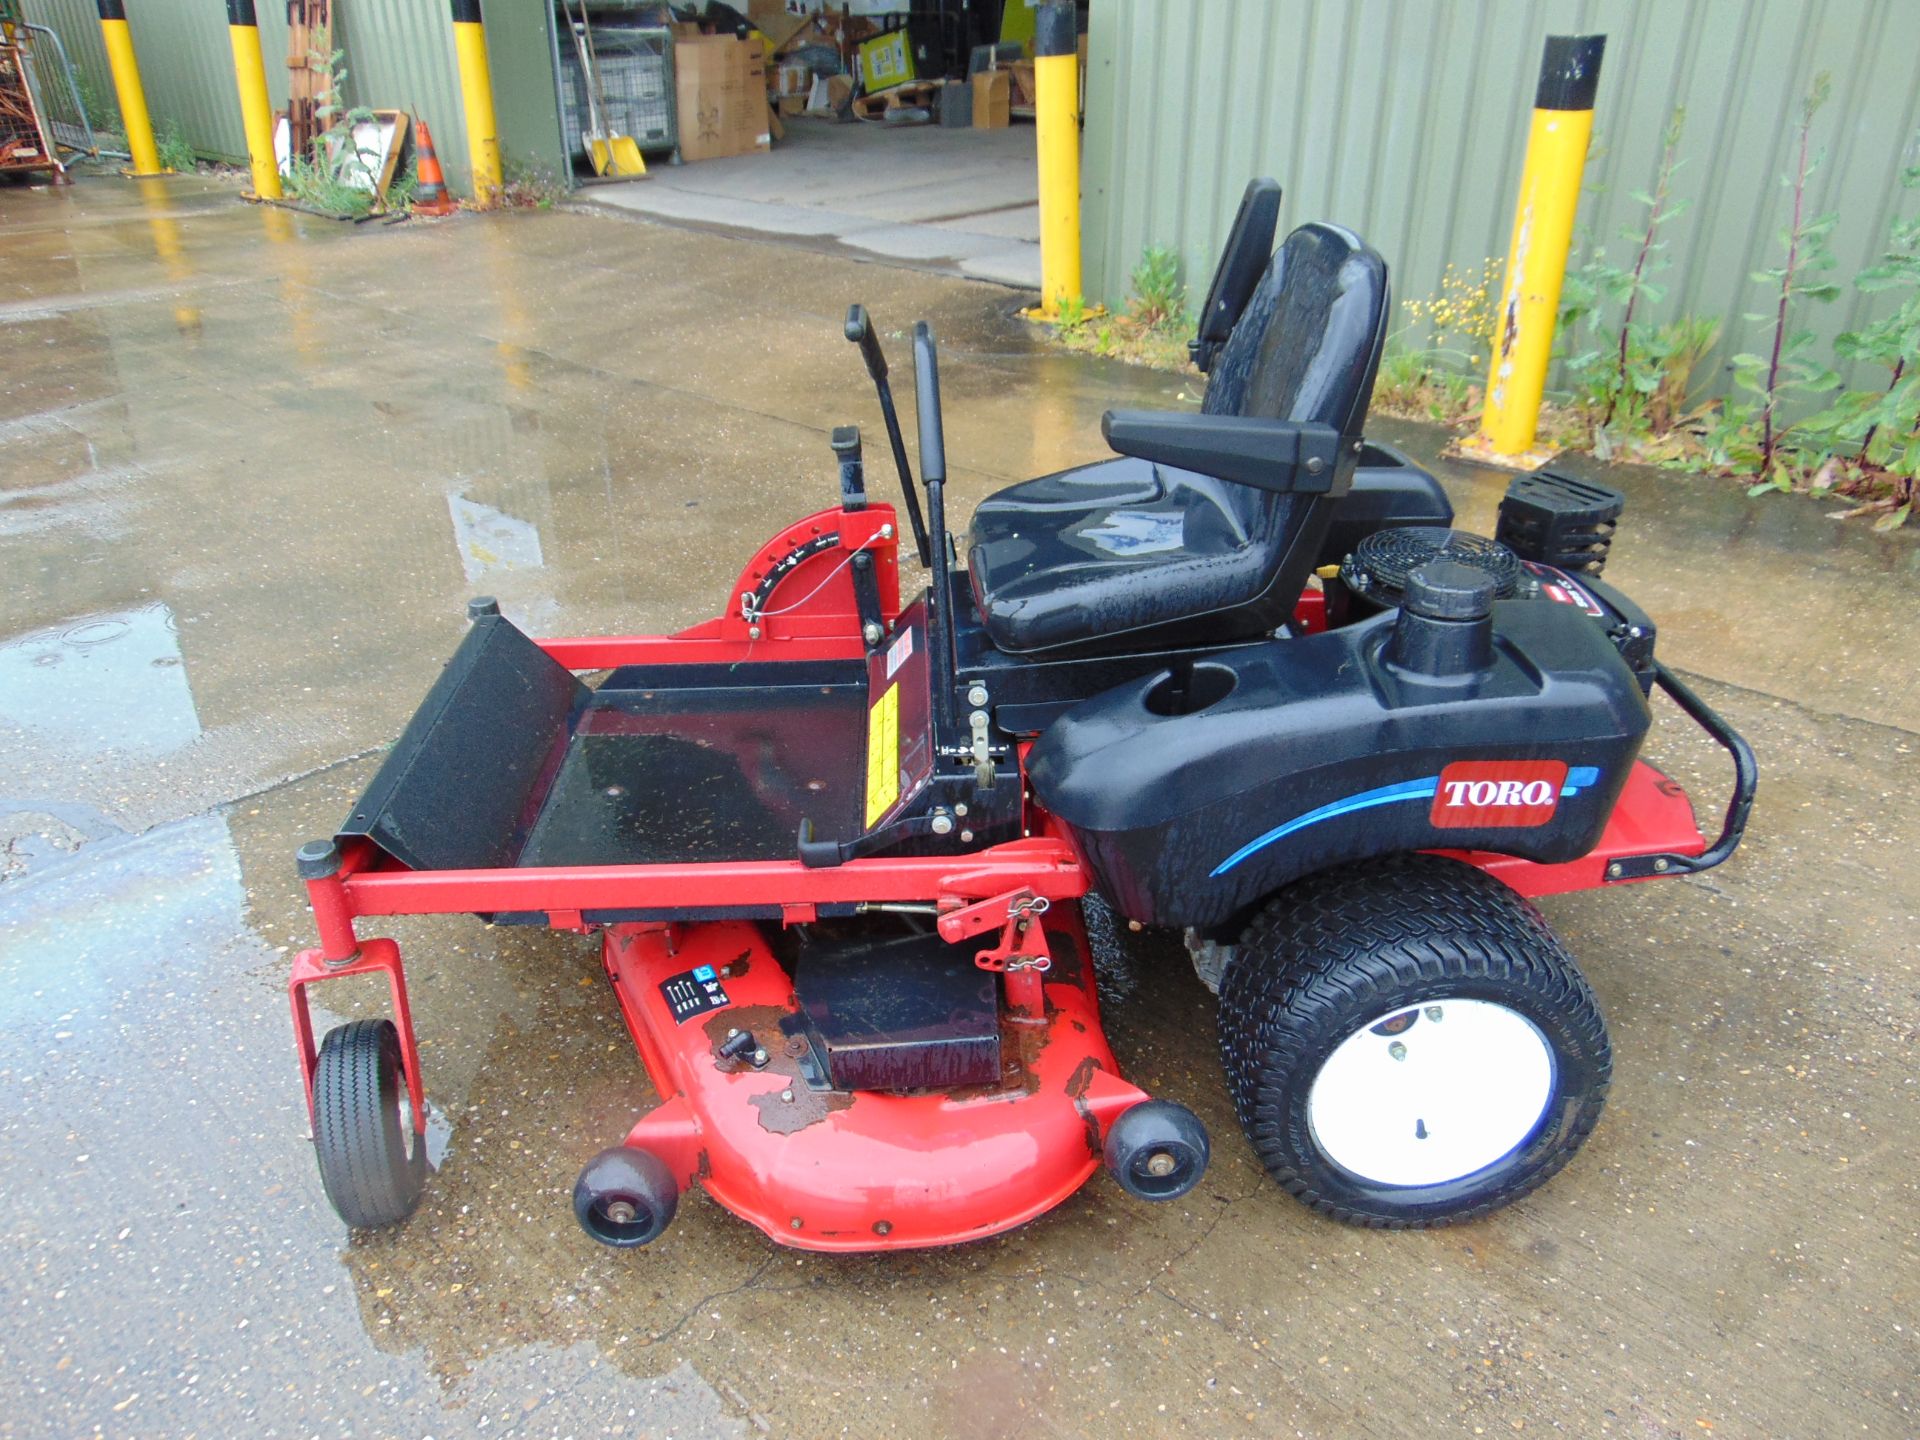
top-left (660, 964), bottom-right (731, 1025)
top-left (884, 626), bottom-right (914, 679)
top-left (865, 681), bottom-right (900, 826)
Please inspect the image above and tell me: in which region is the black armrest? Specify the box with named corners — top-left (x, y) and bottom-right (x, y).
top-left (1101, 410), bottom-right (1344, 495)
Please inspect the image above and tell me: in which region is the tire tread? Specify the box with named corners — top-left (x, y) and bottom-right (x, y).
top-left (313, 1019), bottom-right (425, 1229)
top-left (1218, 855), bottom-right (1610, 1229)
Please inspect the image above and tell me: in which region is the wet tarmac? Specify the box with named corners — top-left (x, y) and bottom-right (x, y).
top-left (2, 173), bottom-right (1916, 1439)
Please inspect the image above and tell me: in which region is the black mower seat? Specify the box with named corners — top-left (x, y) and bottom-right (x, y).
top-left (967, 221), bottom-right (1388, 655)
top-left (966, 458), bottom-right (1281, 654)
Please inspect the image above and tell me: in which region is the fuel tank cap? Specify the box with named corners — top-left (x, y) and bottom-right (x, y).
top-left (1403, 560), bottom-right (1496, 621)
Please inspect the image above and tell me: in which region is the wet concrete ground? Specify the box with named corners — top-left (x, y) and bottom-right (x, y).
top-left (583, 121), bottom-right (1042, 288)
top-left (1, 173), bottom-right (1915, 1439)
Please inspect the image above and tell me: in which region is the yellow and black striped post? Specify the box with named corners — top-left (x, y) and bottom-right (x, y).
top-left (1033, 2), bottom-right (1081, 317)
top-left (226, 0), bottom-right (282, 200)
top-left (95, 0), bottom-right (163, 176)
top-left (1476, 34), bottom-right (1605, 458)
top-left (451, 0), bottom-right (502, 207)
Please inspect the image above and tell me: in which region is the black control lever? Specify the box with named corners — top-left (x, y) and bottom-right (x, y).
top-left (797, 814), bottom-right (944, 869)
top-left (913, 321), bottom-right (956, 740)
top-left (844, 304), bottom-right (932, 566)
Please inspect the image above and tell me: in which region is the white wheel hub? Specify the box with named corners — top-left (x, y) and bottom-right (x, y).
top-left (1306, 998), bottom-right (1555, 1187)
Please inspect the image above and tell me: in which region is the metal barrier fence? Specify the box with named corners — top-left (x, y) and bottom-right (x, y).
top-left (20, 21), bottom-right (100, 158)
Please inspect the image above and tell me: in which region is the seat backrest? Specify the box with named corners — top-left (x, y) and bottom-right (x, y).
top-left (1191, 221), bottom-right (1390, 632)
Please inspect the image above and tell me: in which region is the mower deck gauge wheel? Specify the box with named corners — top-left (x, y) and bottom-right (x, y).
top-left (312, 1019), bottom-right (428, 1229)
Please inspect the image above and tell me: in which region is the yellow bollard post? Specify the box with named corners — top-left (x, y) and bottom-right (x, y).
top-left (226, 0), bottom-right (282, 200)
top-left (95, 0), bottom-right (164, 176)
top-left (1474, 34), bottom-right (1606, 461)
top-left (450, 0), bottom-right (503, 207)
top-left (1032, 2), bottom-right (1081, 318)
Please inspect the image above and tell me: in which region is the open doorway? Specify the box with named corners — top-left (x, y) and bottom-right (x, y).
top-left (546, 3), bottom-right (1085, 288)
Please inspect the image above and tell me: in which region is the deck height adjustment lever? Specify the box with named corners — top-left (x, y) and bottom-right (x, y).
top-left (797, 812), bottom-right (944, 869)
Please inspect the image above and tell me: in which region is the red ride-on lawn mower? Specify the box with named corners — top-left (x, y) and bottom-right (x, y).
top-left (289, 180), bottom-right (1754, 1246)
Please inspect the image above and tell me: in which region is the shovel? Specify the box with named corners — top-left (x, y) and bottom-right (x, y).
top-left (569, 2), bottom-right (646, 178)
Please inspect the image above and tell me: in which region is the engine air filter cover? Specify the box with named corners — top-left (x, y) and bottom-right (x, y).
top-left (1340, 527), bottom-right (1524, 608)
top-left (1495, 468), bottom-right (1624, 575)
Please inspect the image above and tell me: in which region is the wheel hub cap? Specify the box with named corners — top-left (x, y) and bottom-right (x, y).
top-left (1307, 999), bottom-right (1555, 1187)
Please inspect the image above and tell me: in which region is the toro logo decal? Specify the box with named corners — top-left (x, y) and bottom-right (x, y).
top-left (1522, 561), bottom-right (1606, 617)
top-left (1209, 764), bottom-right (1604, 876)
top-left (1430, 761), bottom-right (1569, 829)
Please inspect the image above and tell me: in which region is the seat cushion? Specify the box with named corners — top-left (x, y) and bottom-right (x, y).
top-left (966, 456), bottom-right (1281, 654)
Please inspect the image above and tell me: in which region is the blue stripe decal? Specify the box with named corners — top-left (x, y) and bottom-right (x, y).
top-left (1210, 777), bottom-right (1439, 877)
top-left (1562, 765), bottom-right (1600, 796)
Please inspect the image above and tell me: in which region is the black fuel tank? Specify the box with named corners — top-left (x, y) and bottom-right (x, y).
top-left (1026, 600), bottom-right (1650, 929)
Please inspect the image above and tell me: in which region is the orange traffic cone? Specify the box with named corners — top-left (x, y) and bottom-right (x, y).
top-left (410, 119), bottom-right (457, 217)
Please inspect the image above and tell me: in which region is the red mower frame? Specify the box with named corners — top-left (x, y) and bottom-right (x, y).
top-left (287, 495), bottom-right (1714, 1248)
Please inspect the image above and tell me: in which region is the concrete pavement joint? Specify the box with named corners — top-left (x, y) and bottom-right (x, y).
top-left (0, 276), bottom-right (252, 323)
top-left (219, 744), bottom-right (388, 813)
top-left (1665, 663), bottom-right (1918, 740)
top-left (642, 1254), bottom-right (781, 1349)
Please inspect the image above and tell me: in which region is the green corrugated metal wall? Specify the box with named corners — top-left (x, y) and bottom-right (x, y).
top-left (20, 0), bottom-right (114, 122)
top-left (477, 0), bottom-right (567, 184)
top-left (20, 0), bottom-right (567, 196)
top-left (1084, 0), bottom-right (1920, 393)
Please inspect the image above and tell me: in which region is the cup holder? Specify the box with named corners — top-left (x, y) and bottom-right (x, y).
top-left (1143, 663), bottom-right (1238, 717)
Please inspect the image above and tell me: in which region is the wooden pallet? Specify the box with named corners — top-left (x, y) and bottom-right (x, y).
top-left (285, 0), bottom-right (333, 160)
top-left (851, 80), bottom-right (939, 122)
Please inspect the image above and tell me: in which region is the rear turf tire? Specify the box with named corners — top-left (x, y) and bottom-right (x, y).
top-left (1218, 855), bottom-right (1610, 1228)
top-left (313, 1018), bottom-right (428, 1229)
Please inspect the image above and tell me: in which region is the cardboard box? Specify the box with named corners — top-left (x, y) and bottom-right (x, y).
top-left (972, 69), bottom-right (1010, 129)
top-left (1008, 59), bottom-right (1036, 108)
top-left (778, 93), bottom-right (805, 116)
top-left (857, 29), bottom-right (914, 93)
top-left (776, 61), bottom-right (811, 97)
top-left (748, 1), bottom-right (814, 57)
top-left (675, 36), bottom-right (770, 161)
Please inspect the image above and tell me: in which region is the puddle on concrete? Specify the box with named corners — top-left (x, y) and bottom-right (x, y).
top-left (0, 602), bottom-right (200, 758)
top-left (0, 810), bottom-right (238, 1021)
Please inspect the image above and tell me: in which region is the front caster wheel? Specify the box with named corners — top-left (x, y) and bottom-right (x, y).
top-left (1104, 1099), bottom-right (1210, 1202)
top-left (574, 1146), bottom-right (678, 1247)
top-left (313, 1018), bottom-right (428, 1229)
top-left (1219, 855), bottom-right (1611, 1228)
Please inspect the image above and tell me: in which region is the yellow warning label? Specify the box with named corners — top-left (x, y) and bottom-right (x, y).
top-left (864, 682), bottom-right (900, 827)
